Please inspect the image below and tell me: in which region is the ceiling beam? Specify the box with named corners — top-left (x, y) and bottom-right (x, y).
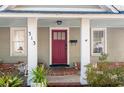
top-left (0, 5), bottom-right (9, 11)
top-left (99, 5), bottom-right (119, 13)
top-left (99, 5), bottom-right (107, 10)
top-left (8, 5), bottom-right (16, 9)
top-left (0, 5), bottom-right (16, 11)
top-left (106, 5), bottom-right (119, 13)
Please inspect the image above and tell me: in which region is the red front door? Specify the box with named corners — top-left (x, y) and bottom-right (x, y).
top-left (52, 29), bottom-right (67, 65)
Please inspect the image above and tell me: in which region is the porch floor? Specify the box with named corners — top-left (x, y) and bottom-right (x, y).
top-left (47, 75), bottom-right (80, 87)
top-left (47, 75), bottom-right (80, 83)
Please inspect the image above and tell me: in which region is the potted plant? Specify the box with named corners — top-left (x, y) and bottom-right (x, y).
top-left (31, 65), bottom-right (48, 87)
top-left (0, 75), bottom-right (23, 87)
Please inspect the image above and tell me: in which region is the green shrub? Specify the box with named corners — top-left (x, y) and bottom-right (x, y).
top-left (86, 63), bottom-right (124, 86)
top-left (86, 53), bottom-right (124, 87)
top-left (0, 75), bottom-right (23, 87)
top-left (32, 65), bottom-right (48, 87)
top-left (98, 53), bottom-right (108, 62)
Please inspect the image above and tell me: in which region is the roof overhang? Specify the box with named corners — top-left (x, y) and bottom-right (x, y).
top-left (0, 5), bottom-right (124, 18)
top-left (0, 5), bottom-right (124, 14)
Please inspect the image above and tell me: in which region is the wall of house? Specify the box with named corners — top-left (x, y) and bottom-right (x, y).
top-left (69, 27), bottom-right (81, 66)
top-left (0, 27), bottom-right (27, 63)
top-left (107, 28), bottom-right (124, 62)
top-left (91, 27), bottom-right (124, 63)
top-left (0, 27), bottom-right (81, 66)
top-left (38, 27), bottom-right (50, 66)
top-left (37, 27), bottom-right (81, 67)
top-left (1, 27), bottom-right (124, 66)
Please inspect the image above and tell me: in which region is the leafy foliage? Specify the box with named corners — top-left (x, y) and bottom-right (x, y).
top-left (32, 65), bottom-right (48, 87)
top-left (86, 53), bottom-right (124, 87)
top-left (98, 53), bottom-right (108, 62)
top-left (0, 75), bottom-right (23, 87)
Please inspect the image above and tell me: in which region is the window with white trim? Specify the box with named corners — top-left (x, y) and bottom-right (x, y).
top-left (91, 28), bottom-right (107, 56)
top-left (10, 27), bottom-right (27, 56)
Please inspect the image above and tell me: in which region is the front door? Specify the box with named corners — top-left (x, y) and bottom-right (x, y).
top-left (52, 29), bottom-right (67, 65)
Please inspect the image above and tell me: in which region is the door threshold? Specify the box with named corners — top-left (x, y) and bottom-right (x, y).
top-left (50, 64), bottom-right (69, 67)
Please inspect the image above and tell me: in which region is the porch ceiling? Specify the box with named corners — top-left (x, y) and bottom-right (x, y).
top-left (91, 19), bottom-right (124, 27)
top-left (38, 18), bottom-right (81, 27)
top-left (0, 18), bottom-right (124, 27)
top-left (0, 18), bottom-right (27, 27)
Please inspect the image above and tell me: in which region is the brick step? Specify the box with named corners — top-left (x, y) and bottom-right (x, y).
top-left (47, 67), bottom-right (79, 76)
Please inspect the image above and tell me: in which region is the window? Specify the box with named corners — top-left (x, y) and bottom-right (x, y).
top-left (53, 32), bottom-right (57, 40)
top-left (61, 32), bottom-right (65, 40)
top-left (91, 28), bottom-right (107, 56)
top-left (53, 31), bottom-right (66, 40)
top-left (57, 32), bottom-right (61, 40)
top-left (10, 27), bottom-right (27, 56)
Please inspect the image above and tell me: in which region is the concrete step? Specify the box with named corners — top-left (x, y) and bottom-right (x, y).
top-left (48, 82), bottom-right (88, 87)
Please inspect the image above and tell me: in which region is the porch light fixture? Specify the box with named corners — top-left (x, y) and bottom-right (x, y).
top-left (56, 20), bottom-right (62, 25)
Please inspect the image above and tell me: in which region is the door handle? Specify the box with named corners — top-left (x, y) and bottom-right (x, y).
top-left (65, 44), bottom-right (67, 49)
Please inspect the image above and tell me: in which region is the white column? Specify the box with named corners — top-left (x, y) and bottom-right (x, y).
top-left (27, 17), bottom-right (38, 85)
top-left (80, 19), bottom-right (90, 85)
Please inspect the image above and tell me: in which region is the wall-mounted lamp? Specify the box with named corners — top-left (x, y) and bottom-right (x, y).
top-left (70, 40), bottom-right (78, 46)
top-left (56, 20), bottom-right (62, 25)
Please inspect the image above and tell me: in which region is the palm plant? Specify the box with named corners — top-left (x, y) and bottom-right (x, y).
top-left (0, 75), bottom-right (23, 87)
top-left (32, 65), bottom-right (48, 87)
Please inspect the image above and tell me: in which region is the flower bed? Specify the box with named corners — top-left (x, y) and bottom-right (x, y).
top-left (86, 62), bottom-right (124, 87)
top-left (0, 63), bottom-right (17, 74)
top-left (85, 53), bottom-right (124, 87)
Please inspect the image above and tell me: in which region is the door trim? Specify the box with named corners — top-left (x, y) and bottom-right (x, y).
top-left (49, 27), bottom-right (69, 65)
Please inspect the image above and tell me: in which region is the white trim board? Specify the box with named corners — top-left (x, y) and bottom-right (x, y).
top-left (0, 13), bottom-right (124, 19)
top-left (49, 27), bottom-right (69, 65)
